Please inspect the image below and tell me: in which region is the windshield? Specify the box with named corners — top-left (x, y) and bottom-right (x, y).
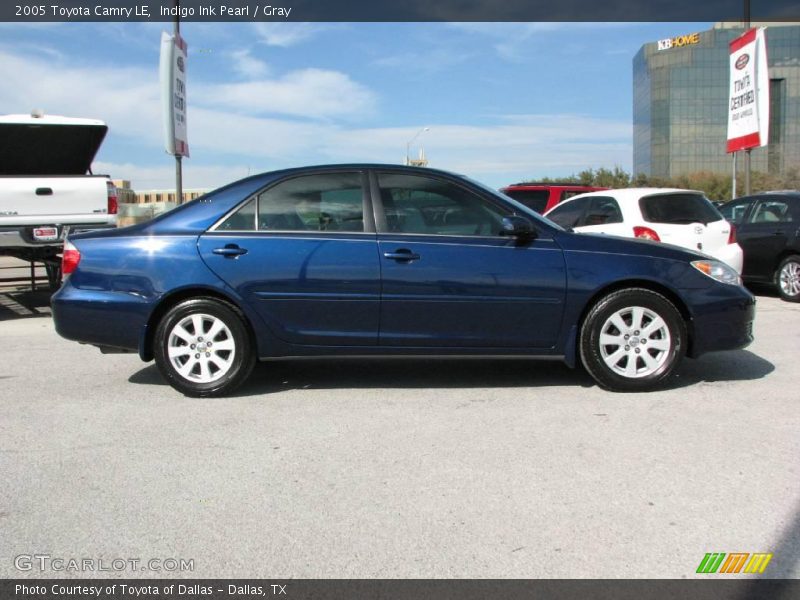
top-left (639, 193), bottom-right (723, 225)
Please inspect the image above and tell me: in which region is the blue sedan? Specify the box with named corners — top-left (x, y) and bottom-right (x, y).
top-left (52, 165), bottom-right (755, 396)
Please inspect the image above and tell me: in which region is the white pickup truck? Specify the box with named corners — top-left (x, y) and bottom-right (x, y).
top-left (0, 112), bottom-right (117, 287)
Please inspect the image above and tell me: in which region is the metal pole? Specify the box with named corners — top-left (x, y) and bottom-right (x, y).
top-left (174, 0), bottom-right (183, 204)
top-left (743, 0), bottom-right (751, 196)
top-left (732, 152), bottom-right (737, 199)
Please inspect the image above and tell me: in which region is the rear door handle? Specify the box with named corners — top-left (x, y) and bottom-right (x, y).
top-left (212, 244), bottom-right (248, 258)
top-left (383, 249), bottom-right (420, 262)
top-left (35, 187), bottom-right (53, 196)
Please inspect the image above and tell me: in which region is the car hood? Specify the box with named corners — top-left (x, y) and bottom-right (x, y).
top-left (554, 229), bottom-right (709, 263)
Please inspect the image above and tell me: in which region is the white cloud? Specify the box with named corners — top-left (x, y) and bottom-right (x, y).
top-left (228, 48), bottom-right (270, 79)
top-left (194, 68), bottom-right (377, 119)
top-left (252, 23), bottom-right (335, 47)
top-left (0, 47), bottom-right (631, 190)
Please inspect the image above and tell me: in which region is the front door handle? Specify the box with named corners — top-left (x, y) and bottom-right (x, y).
top-left (213, 244), bottom-right (248, 258)
top-left (383, 249), bottom-right (420, 262)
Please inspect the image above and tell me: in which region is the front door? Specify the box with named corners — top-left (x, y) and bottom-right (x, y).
top-left (373, 171), bottom-right (566, 349)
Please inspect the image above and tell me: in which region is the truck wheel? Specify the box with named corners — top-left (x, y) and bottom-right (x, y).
top-left (580, 288), bottom-right (686, 392)
top-left (154, 297), bottom-right (256, 397)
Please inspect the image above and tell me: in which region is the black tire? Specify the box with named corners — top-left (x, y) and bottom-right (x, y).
top-left (154, 297), bottom-right (256, 397)
top-left (579, 288), bottom-right (687, 392)
top-left (775, 255), bottom-right (800, 302)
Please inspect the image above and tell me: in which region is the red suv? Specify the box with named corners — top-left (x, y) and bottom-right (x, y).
top-left (500, 182), bottom-right (608, 214)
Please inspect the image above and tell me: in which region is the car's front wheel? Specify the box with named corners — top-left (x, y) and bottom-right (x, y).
top-left (776, 255), bottom-right (800, 302)
top-left (580, 288), bottom-right (687, 392)
top-left (154, 297), bottom-right (256, 397)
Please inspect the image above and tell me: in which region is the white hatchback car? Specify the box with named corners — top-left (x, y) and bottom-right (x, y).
top-left (543, 188), bottom-right (744, 273)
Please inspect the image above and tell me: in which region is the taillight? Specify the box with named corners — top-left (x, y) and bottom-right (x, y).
top-left (633, 226), bottom-right (661, 242)
top-left (728, 224), bottom-right (737, 244)
top-left (62, 239), bottom-right (81, 275)
top-left (106, 180), bottom-right (118, 215)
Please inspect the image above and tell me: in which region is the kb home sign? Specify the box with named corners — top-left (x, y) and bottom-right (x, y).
top-left (657, 32), bottom-right (700, 50)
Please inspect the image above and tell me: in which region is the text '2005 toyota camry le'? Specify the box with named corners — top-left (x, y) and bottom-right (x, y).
top-left (51, 165), bottom-right (755, 397)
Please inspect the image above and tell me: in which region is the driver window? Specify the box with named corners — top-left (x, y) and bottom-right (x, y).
top-left (377, 173), bottom-right (506, 236)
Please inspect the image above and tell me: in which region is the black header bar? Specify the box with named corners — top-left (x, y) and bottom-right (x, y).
top-left (3, 0), bottom-right (800, 22)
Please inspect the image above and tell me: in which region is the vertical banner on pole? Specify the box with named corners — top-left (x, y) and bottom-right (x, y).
top-left (726, 27), bottom-right (769, 153)
top-left (160, 31), bottom-right (189, 157)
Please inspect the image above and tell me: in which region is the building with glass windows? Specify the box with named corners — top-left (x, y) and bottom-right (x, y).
top-left (633, 22), bottom-right (800, 179)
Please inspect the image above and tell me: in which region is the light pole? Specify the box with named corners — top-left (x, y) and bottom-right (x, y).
top-left (405, 127), bottom-right (430, 165)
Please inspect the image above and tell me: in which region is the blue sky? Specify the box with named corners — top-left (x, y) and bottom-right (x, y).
top-left (1, 21), bottom-right (712, 190)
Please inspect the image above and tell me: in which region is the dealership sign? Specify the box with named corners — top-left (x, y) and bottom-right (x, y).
top-left (726, 27), bottom-right (769, 153)
top-left (657, 32), bottom-right (700, 50)
top-left (159, 32), bottom-right (189, 157)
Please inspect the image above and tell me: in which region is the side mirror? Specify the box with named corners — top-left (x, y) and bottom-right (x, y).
top-left (500, 215), bottom-right (536, 240)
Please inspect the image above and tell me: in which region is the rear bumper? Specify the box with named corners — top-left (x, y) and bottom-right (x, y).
top-left (713, 243), bottom-right (744, 274)
top-left (688, 285), bottom-right (755, 358)
top-left (0, 222), bottom-right (116, 250)
top-left (51, 280), bottom-right (151, 353)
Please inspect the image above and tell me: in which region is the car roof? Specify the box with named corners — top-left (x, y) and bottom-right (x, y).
top-left (502, 182), bottom-right (606, 189)
top-left (560, 187), bottom-right (703, 202)
top-left (735, 190), bottom-right (800, 199)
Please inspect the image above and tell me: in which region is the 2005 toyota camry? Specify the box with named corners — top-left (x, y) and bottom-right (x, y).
top-left (52, 165), bottom-right (755, 396)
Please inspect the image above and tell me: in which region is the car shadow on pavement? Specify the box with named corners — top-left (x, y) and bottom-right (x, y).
top-left (129, 349), bottom-right (774, 397)
top-left (130, 358), bottom-right (596, 394)
top-left (663, 350), bottom-right (774, 390)
top-left (0, 289), bottom-right (53, 321)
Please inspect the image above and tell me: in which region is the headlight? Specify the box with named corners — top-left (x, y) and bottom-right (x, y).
top-left (691, 260), bottom-right (742, 286)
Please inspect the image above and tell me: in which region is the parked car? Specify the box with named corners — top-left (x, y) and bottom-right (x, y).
top-left (500, 182), bottom-right (607, 214)
top-left (0, 112), bottom-right (118, 288)
top-left (52, 165), bottom-right (755, 397)
top-left (543, 188), bottom-right (744, 273)
top-left (717, 191), bottom-right (800, 302)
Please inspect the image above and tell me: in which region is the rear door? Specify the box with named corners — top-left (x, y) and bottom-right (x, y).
top-left (197, 170), bottom-right (381, 346)
top-left (737, 196), bottom-right (796, 280)
top-left (572, 195), bottom-right (628, 236)
top-left (544, 196), bottom-right (592, 230)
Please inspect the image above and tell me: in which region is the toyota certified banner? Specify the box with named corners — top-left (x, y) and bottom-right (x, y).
top-left (726, 27), bottom-right (769, 153)
top-left (159, 31), bottom-right (189, 157)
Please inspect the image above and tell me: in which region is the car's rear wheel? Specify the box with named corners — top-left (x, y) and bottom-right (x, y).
top-left (580, 288), bottom-right (686, 392)
top-left (154, 297), bottom-right (255, 397)
top-left (776, 256), bottom-right (800, 302)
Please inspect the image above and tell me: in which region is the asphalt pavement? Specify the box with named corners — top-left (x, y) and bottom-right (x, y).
top-left (1, 288), bottom-right (798, 578)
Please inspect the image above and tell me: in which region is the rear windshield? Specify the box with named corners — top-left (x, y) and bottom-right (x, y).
top-left (503, 189), bottom-right (549, 213)
top-left (0, 122), bottom-right (108, 175)
top-left (639, 193), bottom-right (723, 225)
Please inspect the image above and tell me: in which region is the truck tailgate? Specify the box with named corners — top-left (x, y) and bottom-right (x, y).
top-left (0, 176), bottom-right (112, 226)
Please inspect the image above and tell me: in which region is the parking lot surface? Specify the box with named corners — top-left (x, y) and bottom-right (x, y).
top-left (1, 287), bottom-right (798, 578)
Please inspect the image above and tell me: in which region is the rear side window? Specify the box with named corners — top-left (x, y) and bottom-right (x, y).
top-left (503, 189), bottom-right (550, 213)
top-left (215, 172), bottom-right (364, 232)
top-left (750, 199), bottom-right (794, 224)
top-left (545, 196), bottom-right (591, 229)
top-left (639, 193), bottom-right (722, 225)
top-left (583, 196), bottom-right (623, 226)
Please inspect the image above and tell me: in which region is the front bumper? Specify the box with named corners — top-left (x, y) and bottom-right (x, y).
top-left (687, 284), bottom-right (755, 358)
